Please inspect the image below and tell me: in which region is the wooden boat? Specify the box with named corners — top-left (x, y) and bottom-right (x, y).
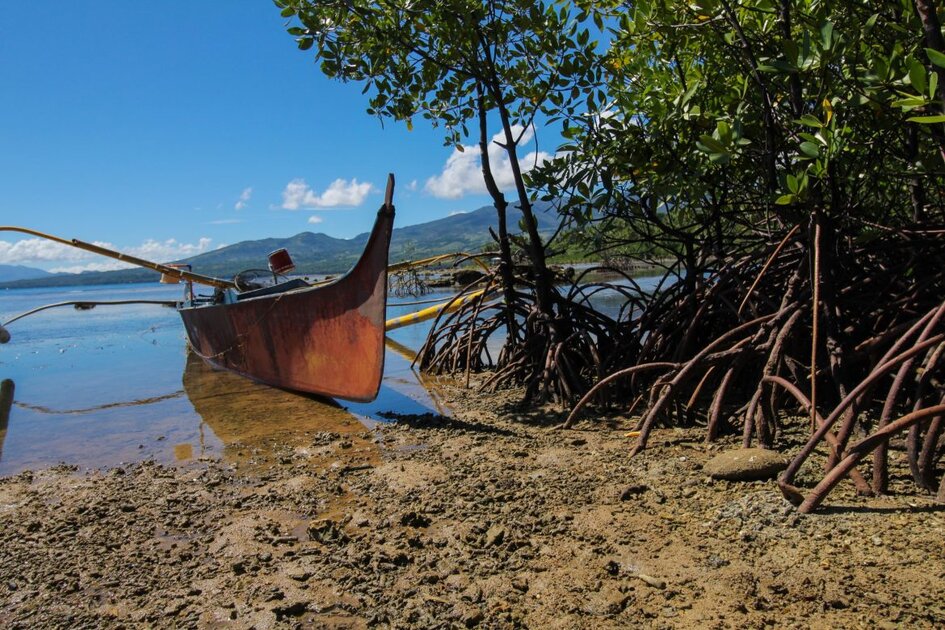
top-left (0, 175), bottom-right (396, 403)
top-left (179, 178), bottom-right (395, 402)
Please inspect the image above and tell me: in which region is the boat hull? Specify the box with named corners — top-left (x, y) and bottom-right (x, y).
top-left (178, 204), bottom-right (394, 402)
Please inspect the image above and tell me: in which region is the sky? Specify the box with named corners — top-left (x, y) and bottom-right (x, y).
top-left (0, 2), bottom-right (553, 273)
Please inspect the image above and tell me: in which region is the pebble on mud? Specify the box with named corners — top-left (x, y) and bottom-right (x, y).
top-left (702, 448), bottom-right (789, 481)
top-left (485, 525), bottom-right (506, 547)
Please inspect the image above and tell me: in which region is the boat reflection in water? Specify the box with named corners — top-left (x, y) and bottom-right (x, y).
top-left (0, 329), bottom-right (448, 475)
top-left (180, 352), bottom-right (380, 470)
top-left (179, 343), bottom-right (450, 471)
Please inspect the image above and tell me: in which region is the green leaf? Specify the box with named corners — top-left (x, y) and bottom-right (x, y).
top-left (819, 21), bottom-right (834, 51)
top-left (932, 72), bottom-right (939, 100)
top-left (893, 96), bottom-right (930, 108)
top-left (775, 194), bottom-right (795, 205)
top-left (797, 114), bottom-right (823, 128)
top-left (927, 48), bottom-right (945, 69)
top-left (909, 59), bottom-right (927, 94)
top-left (799, 142), bottom-right (820, 158)
top-left (698, 135), bottom-right (727, 153)
top-left (907, 114), bottom-right (945, 123)
top-left (717, 120), bottom-right (731, 143)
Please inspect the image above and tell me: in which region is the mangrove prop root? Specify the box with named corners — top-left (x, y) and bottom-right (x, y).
top-left (417, 225), bottom-right (945, 509)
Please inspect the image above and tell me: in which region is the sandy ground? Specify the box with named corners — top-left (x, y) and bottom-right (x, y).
top-left (1, 379), bottom-right (944, 628)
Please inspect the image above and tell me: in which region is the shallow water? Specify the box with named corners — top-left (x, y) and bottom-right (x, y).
top-left (0, 276), bottom-right (661, 475)
top-left (0, 282), bottom-right (454, 475)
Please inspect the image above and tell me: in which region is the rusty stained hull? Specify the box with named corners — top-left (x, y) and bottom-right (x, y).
top-left (178, 205), bottom-right (394, 402)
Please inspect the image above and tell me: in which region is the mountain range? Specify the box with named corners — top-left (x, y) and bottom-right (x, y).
top-left (0, 202), bottom-right (556, 289)
top-left (0, 264), bottom-right (58, 284)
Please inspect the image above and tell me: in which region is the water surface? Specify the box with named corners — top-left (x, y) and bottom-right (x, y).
top-left (0, 282), bottom-right (452, 474)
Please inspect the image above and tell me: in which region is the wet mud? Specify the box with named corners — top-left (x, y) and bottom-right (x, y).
top-left (1, 379), bottom-right (944, 628)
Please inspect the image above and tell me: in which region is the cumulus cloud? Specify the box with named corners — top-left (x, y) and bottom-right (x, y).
top-left (425, 125), bottom-right (552, 199)
top-left (50, 261), bottom-right (132, 274)
top-left (307, 215), bottom-right (323, 224)
top-left (235, 187), bottom-right (253, 210)
top-left (0, 236), bottom-right (215, 274)
top-left (281, 178), bottom-right (374, 210)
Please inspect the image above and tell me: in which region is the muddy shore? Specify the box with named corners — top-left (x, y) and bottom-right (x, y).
top-left (1, 380), bottom-right (944, 628)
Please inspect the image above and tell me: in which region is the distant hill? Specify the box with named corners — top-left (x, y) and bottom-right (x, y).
top-left (0, 264), bottom-right (57, 283)
top-left (0, 202), bottom-right (559, 289)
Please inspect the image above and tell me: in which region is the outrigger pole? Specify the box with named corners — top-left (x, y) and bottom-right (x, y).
top-left (0, 226), bottom-right (236, 290)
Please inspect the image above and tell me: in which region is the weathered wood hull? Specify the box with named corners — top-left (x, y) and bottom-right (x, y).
top-left (179, 203), bottom-right (394, 402)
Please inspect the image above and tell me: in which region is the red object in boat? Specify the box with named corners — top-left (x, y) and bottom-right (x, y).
top-left (268, 248), bottom-right (295, 275)
top-left (178, 175), bottom-right (395, 402)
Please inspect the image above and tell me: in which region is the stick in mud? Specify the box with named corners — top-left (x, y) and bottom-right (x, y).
top-left (0, 379), bottom-right (13, 460)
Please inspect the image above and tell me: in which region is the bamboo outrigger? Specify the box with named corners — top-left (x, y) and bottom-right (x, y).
top-left (0, 174), bottom-right (497, 402)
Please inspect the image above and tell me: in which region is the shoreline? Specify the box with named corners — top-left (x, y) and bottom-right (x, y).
top-left (1, 380), bottom-right (944, 627)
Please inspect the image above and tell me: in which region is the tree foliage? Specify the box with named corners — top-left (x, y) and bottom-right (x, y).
top-left (541, 0), bottom-right (945, 510)
top-left (276, 0), bottom-right (618, 402)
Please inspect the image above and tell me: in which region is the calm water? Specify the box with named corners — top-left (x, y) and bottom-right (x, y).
top-left (0, 282), bottom-right (455, 475)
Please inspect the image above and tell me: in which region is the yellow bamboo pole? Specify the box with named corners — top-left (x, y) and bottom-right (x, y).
top-left (385, 289), bottom-right (489, 331)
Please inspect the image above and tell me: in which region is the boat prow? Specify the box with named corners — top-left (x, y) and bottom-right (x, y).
top-left (178, 175), bottom-right (396, 402)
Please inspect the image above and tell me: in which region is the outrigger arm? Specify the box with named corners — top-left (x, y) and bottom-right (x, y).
top-left (0, 226), bottom-right (236, 290)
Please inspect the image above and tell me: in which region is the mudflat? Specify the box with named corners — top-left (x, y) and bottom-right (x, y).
top-left (1, 381), bottom-right (943, 628)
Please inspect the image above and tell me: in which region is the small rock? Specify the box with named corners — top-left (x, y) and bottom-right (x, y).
top-left (271, 599), bottom-right (307, 620)
top-left (637, 574), bottom-right (666, 589)
top-left (308, 519), bottom-right (349, 544)
top-left (400, 511), bottom-right (431, 528)
top-left (587, 585), bottom-right (629, 615)
top-left (619, 484), bottom-right (648, 500)
top-left (286, 566), bottom-right (312, 582)
top-left (485, 525), bottom-right (506, 547)
top-left (463, 608), bottom-right (484, 627)
top-left (163, 599), bottom-right (187, 617)
top-left (703, 448), bottom-right (789, 481)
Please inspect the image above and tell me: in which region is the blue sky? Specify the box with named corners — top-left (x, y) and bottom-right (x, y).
top-left (0, 2), bottom-right (551, 273)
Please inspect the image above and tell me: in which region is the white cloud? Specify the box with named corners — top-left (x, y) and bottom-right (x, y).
top-left (307, 215), bottom-right (323, 224)
top-left (235, 187), bottom-right (253, 210)
top-left (207, 219), bottom-right (244, 225)
top-left (0, 236), bottom-right (215, 273)
top-left (407, 179), bottom-right (418, 192)
top-left (448, 210), bottom-right (468, 216)
top-left (50, 261), bottom-right (130, 274)
top-left (131, 238), bottom-right (213, 261)
top-left (424, 125), bottom-right (552, 199)
top-left (281, 178), bottom-right (374, 210)
top-left (0, 238), bottom-right (111, 264)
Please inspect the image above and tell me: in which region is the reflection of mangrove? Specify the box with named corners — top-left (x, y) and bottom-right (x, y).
top-left (0, 379), bottom-right (14, 461)
top-left (181, 352), bottom-right (365, 448)
top-left (13, 390), bottom-right (184, 415)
